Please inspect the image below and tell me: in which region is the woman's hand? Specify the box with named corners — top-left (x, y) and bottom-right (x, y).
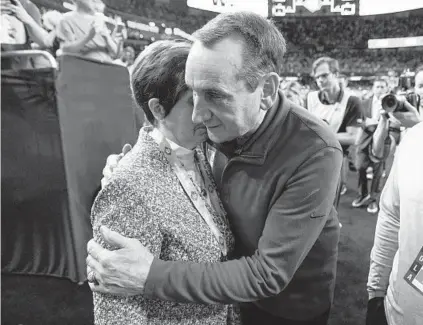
top-left (5, 0), bottom-right (33, 25)
top-left (101, 143), bottom-right (132, 188)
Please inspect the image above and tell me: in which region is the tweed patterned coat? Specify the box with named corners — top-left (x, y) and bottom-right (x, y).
top-left (91, 128), bottom-right (237, 325)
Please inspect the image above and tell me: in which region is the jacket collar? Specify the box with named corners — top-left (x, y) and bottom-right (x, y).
top-left (210, 90), bottom-right (290, 164)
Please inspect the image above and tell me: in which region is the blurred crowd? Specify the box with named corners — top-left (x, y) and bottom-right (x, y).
top-left (1, 0), bottom-right (422, 74)
top-left (1, 0), bottom-right (135, 69)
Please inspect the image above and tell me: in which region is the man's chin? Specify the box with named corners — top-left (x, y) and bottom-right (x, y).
top-left (206, 130), bottom-right (226, 144)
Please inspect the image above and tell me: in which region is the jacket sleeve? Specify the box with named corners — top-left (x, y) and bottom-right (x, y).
top-left (143, 146), bottom-right (343, 304)
top-left (367, 147), bottom-right (400, 299)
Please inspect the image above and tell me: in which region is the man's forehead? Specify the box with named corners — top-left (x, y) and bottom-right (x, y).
top-left (186, 45), bottom-right (242, 89)
top-left (189, 39), bottom-right (243, 69)
top-left (315, 63), bottom-right (330, 74)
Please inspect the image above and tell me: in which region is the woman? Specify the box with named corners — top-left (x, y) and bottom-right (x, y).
top-left (90, 39), bottom-right (237, 324)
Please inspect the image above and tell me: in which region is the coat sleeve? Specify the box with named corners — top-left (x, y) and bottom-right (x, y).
top-left (367, 144), bottom-right (400, 299)
top-left (91, 180), bottom-right (163, 257)
top-left (143, 146), bottom-right (343, 304)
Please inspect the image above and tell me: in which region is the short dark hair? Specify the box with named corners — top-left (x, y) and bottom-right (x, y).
top-left (312, 57), bottom-right (340, 76)
top-left (130, 40), bottom-right (191, 125)
top-left (192, 11), bottom-right (287, 91)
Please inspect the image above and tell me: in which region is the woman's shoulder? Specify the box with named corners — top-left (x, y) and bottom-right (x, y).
top-left (105, 128), bottom-right (175, 192)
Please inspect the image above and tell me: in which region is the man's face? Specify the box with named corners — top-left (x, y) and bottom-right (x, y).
top-left (185, 37), bottom-right (264, 143)
top-left (373, 81), bottom-right (388, 99)
top-left (314, 63), bottom-right (338, 91)
top-left (414, 71), bottom-right (423, 102)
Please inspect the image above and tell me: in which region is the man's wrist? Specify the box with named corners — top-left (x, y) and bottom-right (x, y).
top-left (143, 257), bottom-right (163, 298)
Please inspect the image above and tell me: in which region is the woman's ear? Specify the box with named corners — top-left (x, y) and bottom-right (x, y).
top-left (260, 72), bottom-right (280, 111)
top-left (148, 98), bottom-right (166, 120)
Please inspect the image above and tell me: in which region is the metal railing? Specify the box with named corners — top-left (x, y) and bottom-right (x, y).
top-left (1, 50), bottom-right (58, 69)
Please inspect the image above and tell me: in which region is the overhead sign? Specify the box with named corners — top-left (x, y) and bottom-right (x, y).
top-left (271, 0), bottom-right (358, 17)
top-left (187, 0), bottom-right (268, 17)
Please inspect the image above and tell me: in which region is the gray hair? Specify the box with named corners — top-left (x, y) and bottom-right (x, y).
top-left (193, 11), bottom-right (286, 91)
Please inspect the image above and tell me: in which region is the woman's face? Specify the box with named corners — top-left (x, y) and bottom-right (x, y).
top-left (161, 90), bottom-right (208, 149)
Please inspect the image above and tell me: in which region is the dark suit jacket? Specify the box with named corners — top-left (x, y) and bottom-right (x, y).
top-left (362, 95), bottom-right (374, 119)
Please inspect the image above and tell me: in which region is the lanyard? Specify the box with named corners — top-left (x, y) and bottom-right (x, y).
top-left (150, 130), bottom-right (228, 257)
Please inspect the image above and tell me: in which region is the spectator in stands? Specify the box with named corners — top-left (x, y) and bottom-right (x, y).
top-left (88, 11), bottom-right (343, 325)
top-left (366, 122), bottom-right (423, 325)
top-left (1, 0), bottom-right (43, 68)
top-left (353, 78), bottom-right (392, 214)
top-left (306, 57), bottom-right (363, 199)
top-left (56, 0), bottom-right (118, 62)
top-left (40, 10), bottom-right (62, 54)
top-left (113, 45), bottom-right (135, 70)
top-left (281, 80), bottom-right (304, 106)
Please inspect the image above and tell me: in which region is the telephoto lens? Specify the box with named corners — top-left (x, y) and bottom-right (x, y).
top-left (381, 94), bottom-right (398, 112)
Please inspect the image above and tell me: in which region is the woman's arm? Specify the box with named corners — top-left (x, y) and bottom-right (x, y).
top-left (6, 0), bottom-right (50, 48)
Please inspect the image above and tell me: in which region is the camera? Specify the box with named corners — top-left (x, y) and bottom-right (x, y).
top-left (381, 93), bottom-right (420, 113)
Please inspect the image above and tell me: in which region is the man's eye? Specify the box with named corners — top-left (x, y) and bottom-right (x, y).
top-left (205, 91), bottom-right (224, 102)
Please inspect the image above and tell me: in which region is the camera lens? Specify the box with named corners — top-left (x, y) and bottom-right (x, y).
top-left (382, 94), bottom-right (398, 111)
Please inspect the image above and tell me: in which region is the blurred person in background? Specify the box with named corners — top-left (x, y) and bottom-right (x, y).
top-left (306, 57), bottom-right (364, 200)
top-left (113, 45), bottom-right (135, 70)
top-left (281, 80), bottom-right (305, 106)
top-left (1, 0), bottom-right (42, 68)
top-left (353, 78), bottom-right (395, 214)
top-left (55, 0), bottom-right (118, 62)
top-left (40, 10), bottom-right (63, 54)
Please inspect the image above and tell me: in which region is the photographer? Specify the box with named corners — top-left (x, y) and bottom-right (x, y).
top-left (366, 67), bottom-right (423, 325)
top-left (352, 78), bottom-right (399, 214)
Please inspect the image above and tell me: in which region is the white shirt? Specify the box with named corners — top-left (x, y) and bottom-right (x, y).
top-left (372, 96), bottom-right (383, 120)
top-left (367, 122), bottom-right (423, 325)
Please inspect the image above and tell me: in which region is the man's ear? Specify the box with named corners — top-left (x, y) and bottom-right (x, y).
top-left (148, 98), bottom-right (166, 120)
top-left (260, 72), bottom-right (280, 111)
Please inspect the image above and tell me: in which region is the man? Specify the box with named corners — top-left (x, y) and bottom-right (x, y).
top-left (353, 78), bottom-right (392, 214)
top-left (306, 57), bottom-right (363, 199)
top-left (55, 0), bottom-right (118, 62)
top-left (87, 12), bottom-right (343, 325)
top-left (366, 121), bottom-right (423, 325)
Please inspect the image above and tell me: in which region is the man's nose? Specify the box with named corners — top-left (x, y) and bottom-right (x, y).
top-left (192, 100), bottom-right (212, 124)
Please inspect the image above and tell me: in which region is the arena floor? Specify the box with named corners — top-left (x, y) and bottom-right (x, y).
top-left (1, 170), bottom-right (382, 325)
